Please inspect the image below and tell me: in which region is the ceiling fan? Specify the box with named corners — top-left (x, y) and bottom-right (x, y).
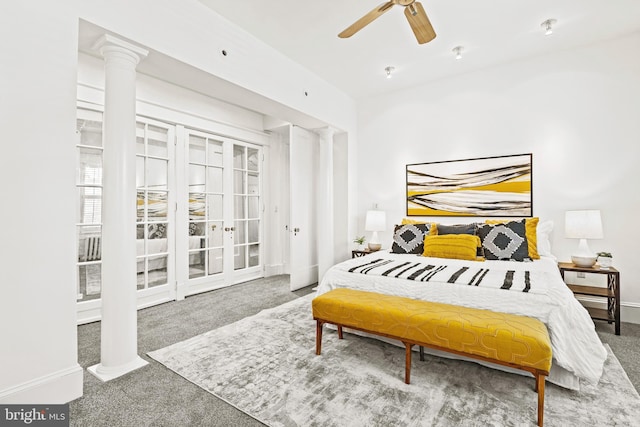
top-left (339, 0), bottom-right (436, 44)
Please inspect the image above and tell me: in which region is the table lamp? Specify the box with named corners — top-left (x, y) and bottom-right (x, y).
top-left (565, 210), bottom-right (603, 267)
top-left (365, 210), bottom-right (386, 251)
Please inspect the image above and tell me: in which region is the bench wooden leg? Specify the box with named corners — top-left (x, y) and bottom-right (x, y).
top-left (536, 374), bottom-right (545, 427)
top-left (404, 343), bottom-right (413, 384)
top-left (337, 325), bottom-right (343, 339)
top-left (419, 346), bottom-right (425, 361)
top-left (315, 320), bottom-right (323, 355)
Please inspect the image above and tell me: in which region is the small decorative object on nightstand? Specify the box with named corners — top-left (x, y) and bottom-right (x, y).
top-left (558, 262), bottom-right (620, 335)
top-left (597, 252), bottom-right (613, 269)
top-left (351, 249), bottom-right (372, 258)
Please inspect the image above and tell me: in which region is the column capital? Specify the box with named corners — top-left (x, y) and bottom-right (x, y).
top-left (314, 126), bottom-right (337, 140)
top-left (92, 34), bottom-right (149, 66)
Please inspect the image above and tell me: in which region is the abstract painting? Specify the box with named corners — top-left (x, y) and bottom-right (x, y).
top-left (406, 153), bottom-right (532, 217)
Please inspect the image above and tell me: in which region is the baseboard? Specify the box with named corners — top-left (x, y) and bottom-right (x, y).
top-left (576, 296), bottom-right (640, 324)
top-left (0, 364), bottom-right (83, 404)
top-left (264, 264), bottom-right (284, 277)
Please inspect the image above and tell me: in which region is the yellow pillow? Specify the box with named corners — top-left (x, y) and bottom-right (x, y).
top-left (402, 218), bottom-right (425, 225)
top-left (485, 217), bottom-right (540, 259)
top-left (423, 234), bottom-right (483, 261)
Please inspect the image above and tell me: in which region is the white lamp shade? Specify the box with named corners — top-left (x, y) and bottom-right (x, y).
top-left (565, 210), bottom-right (603, 239)
top-left (365, 210), bottom-right (386, 232)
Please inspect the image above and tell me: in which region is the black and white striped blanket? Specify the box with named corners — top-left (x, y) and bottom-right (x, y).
top-left (346, 258), bottom-right (548, 294)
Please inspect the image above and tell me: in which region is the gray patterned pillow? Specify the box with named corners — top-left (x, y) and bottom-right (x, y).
top-left (391, 223), bottom-right (430, 255)
top-left (477, 219), bottom-right (530, 261)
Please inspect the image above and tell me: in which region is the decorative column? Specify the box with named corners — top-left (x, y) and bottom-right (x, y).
top-left (87, 35), bottom-right (149, 382)
top-left (316, 127), bottom-right (335, 282)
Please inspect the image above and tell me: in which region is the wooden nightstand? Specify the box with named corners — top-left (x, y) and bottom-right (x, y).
top-left (352, 249), bottom-right (373, 258)
top-left (558, 262), bottom-right (620, 335)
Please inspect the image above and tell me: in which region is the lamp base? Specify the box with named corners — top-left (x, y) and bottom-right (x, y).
top-left (368, 243), bottom-right (381, 252)
top-left (571, 255), bottom-right (597, 268)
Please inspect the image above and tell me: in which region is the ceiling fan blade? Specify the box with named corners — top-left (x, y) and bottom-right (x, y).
top-left (404, 2), bottom-right (436, 44)
top-left (338, 1), bottom-right (395, 38)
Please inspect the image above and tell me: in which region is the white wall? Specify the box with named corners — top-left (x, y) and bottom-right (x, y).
top-left (356, 34), bottom-right (640, 320)
top-left (1, 0), bottom-right (357, 403)
top-left (0, 1), bottom-right (83, 402)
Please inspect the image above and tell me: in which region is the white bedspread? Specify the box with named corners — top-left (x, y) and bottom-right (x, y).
top-left (316, 252), bottom-right (607, 390)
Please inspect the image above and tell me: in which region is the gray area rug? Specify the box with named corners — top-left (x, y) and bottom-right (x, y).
top-left (148, 295), bottom-right (640, 426)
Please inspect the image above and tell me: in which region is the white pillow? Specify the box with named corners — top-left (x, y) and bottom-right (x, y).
top-left (536, 220), bottom-right (554, 258)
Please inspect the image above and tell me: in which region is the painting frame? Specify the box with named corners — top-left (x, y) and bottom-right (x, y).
top-left (406, 153), bottom-right (533, 217)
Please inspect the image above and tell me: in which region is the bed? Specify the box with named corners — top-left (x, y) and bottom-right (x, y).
top-left (316, 219), bottom-right (607, 390)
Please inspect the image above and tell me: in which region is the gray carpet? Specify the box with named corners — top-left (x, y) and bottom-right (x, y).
top-left (148, 294), bottom-right (640, 427)
top-left (71, 275), bottom-right (640, 426)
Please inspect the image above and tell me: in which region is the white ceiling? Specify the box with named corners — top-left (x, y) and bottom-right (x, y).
top-left (199, 0), bottom-right (640, 100)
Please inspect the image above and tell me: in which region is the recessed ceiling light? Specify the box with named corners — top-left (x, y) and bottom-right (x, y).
top-left (452, 46), bottom-right (464, 60)
top-left (541, 19), bottom-right (557, 36)
top-left (385, 66), bottom-right (395, 79)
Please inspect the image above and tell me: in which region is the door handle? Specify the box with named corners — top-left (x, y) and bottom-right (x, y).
top-left (293, 227), bottom-right (300, 236)
top-left (224, 227), bottom-right (235, 232)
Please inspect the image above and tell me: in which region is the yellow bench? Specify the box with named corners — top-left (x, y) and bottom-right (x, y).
top-left (312, 288), bottom-right (552, 426)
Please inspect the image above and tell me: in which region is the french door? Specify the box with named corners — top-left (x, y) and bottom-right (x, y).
top-left (181, 128), bottom-right (263, 296)
top-left (76, 108), bottom-right (263, 323)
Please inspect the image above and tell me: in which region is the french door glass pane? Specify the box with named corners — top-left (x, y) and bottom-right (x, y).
top-left (136, 123), bottom-right (145, 154)
top-left (189, 193), bottom-right (205, 219)
top-left (78, 148), bottom-right (102, 186)
top-left (207, 167), bottom-right (223, 193)
top-left (248, 244), bottom-right (259, 267)
top-left (78, 187), bottom-right (102, 224)
top-left (189, 221), bottom-right (205, 236)
top-left (136, 157), bottom-right (145, 188)
top-left (189, 165), bottom-right (206, 192)
top-left (234, 170), bottom-right (245, 194)
top-left (148, 125), bottom-right (168, 157)
top-left (147, 255), bottom-right (168, 287)
top-left (234, 196), bottom-right (245, 219)
top-left (248, 220), bottom-right (259, 243)
top-left (189, 250), bottom-right (205, 279)
top-left (248, 196), bottom-right (259, 219)
top-left (234, 220), bottom-right (247, 244)
top-left (247, 148), bottom-right (259, 172)
top-left (208, 140), bottom-right (223, 167)
top-left (248, 173), bottom-right (259, 194)
top-left (147, 191), bottom-right (168, 221)
top-left (208, 221), bottom-right (224, 248)
top-left (234, 246), bottom-right (246, 270)
top-left (77, 119), bottom-right (103, 147)
top-left (78, 264), bottom-right (102, 300)
top-left (189, 135), bottom-right (206, 164)
top-left (147, 158), bottom-right (168, 189)
top-left (207, 195), bottom-right (223, 220)
top-left (233, 145), bottom-right (246, 169)
top-left (77, 225), bottom-right (102, 262)
top-left (136, 191), bottom-right (146, 222)
top-left (208, 249), bottom-right (224, 275)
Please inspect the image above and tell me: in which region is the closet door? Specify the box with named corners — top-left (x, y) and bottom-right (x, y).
top-left (182, 129), bottom-right (263, 296)
top-left (289, 126), bottom-right (318, 290)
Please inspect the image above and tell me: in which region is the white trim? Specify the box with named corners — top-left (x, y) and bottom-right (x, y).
top-left (575, 296), bottom-right (640, 325)
top-left (0, 365), bottom-right (83, 404)
top-left (87, 356), bottom-right (148, 382)
top-left (77, 83), bottom-right (270, 145)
